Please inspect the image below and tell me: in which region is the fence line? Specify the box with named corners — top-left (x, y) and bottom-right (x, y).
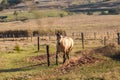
top-left (71, 32), bottom-right (118, 40)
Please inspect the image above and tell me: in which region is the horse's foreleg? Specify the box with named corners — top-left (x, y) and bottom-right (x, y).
top-left (63, 53), bottom-right (66, 64)
top-left (56, 51), bottom-right (58, 65)
top-left (66, 52), bottom-right (69, 59)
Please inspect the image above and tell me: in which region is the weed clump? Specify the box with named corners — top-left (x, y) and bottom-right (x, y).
top-left (14, 44), bottom-right (21, 52)
top-left (95, 43), bottom-right (120, 60)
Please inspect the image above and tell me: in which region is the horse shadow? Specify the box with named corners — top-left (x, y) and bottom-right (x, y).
top-left (0, 63), bottom-right (45, 73)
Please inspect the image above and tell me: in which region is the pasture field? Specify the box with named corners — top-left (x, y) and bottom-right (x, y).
top-left (0, 14), bottom-right (120, 33)
top-left (0, 14), bottom-right (120, 80)
top-left (0, 37), bottom-right (120, 80)
top-left (0, 10), bottom-right (69, 22)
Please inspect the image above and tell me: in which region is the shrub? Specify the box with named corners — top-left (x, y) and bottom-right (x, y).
top-left (95, 43), bottom-right (120, 60)
top-left (87, 11), bottom-right (93, 15)
top-left (14, 44), bottom-right (21, 52)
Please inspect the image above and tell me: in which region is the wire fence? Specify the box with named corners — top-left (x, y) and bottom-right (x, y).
top-left (0, 31), bottom-right (120, 66)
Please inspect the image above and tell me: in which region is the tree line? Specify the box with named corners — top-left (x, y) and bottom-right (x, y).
top-left (0, 0), bottom-right (23, 11)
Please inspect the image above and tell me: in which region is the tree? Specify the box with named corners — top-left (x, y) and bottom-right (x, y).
top-left (9, 0), bottom-right (22, 5)
top-left (1, 0), bottom-right (9, 9)
top-left (13, 10), bottom-right (18, 20)
top-left (0, 0), bottom-right (23, 9)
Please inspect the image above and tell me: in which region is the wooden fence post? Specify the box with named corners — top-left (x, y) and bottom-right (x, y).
top-left (104, 36), bottom-right (107, 46)
top-left (72, 32), bottom-right (75, 40)
top-left (37, 36), bottom-right (40, 51)
top-left (5, 35), bottom-right (7, 41)
top-left (13, 34), bottom-right (15, 41)
top-left (81, 32), bottom-right (85, 49)
top-left (49, 35), bottom-right (51, 41)
top-left (31, 35), bottom-right (33, 42)
top-left (94, 32), bottom-right (96, 40)
top-left (117, 33), bottom-right (120, 45)
top-left (2, 34), bottom-right (4, 42)
top-left (46, 45), bottom-right (50, 66)
top-left (107, 32), bottom-right (109, 39)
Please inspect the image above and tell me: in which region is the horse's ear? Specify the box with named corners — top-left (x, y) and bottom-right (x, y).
top-left (55, 30), bottom-right (62, 36)
top-left (56, 32), bottom-right (60, 36)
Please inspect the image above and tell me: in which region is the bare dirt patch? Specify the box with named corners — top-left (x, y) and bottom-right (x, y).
top-left (58, 43), bottom-right (120, 73)
top-left (58, 51), bottom-right (104, 73)
top-left (27, 53), bottom-right (56, 64)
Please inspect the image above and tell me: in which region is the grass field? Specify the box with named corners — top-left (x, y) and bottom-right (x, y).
top-left (0, 14), bottom-right (120, 32)
top-left (0, 13), bottom-right (120, 80)
top-left (0, 9), bottom-right (69, 22)
top-left (0, 39), bottom-right (120, 80)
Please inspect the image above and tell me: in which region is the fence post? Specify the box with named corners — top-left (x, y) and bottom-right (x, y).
top-left (81, 32), bottom-right (85, 49)
top-left (46, 45), bottom-right (50, 66)
top-left (13, 34), bottom-right (15, 41)
top-left (37, 36), bottom-right (40, 51)
top-left (117, 33), bottom-right (120, 45)
top-left (103, 36), bottom-right (107, 46)
top-left (31, 35), bottom-right (33, 42)
top-left (2, 34), bottom-right (4, 42)
top-left (107, 32), bottom-right (109, 39)
top-left (49, 35), bottom-right (51, 41)
top-left (94, 32), bottom-right (96, 40)
top-left (5, 35), bottom-right (7, 41)
top-left (72, 32), bottom-right (75, 40)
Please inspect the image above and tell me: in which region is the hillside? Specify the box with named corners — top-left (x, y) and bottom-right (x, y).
top-left (1, 0), bottom-right (119, 10)
top-left (66, 0), bottom-right (120, 14)
top-left (12, 0), bottom-right (120, 15)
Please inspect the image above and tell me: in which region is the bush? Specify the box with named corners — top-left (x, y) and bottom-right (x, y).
top-left (18, 16), bottom-right (28, 21)
top-left (108, 9), bottom-right (120, 15)
top-left (87, 11), bottom-right (93, 15)
top-left (95, 43), bottom-right (120, 60)
top-left (14, 44), bottom-right (21, 52)
top-left (0, 0), bottom-right (22, 10)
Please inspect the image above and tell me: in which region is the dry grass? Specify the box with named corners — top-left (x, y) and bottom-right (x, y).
top-left (0, 14), bottom-right (120, 80)
top-left (0, 14), bottom-right (120, 52)
top-left (0, 14), bottom-right (120, 35)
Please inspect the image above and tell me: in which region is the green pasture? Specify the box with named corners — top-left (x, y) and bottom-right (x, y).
top-left (0, 38), bottom-right (120, 80)
top-left (0, 10), bottom-right (69, 22)
top-left (0, 44), bottom-right (56, 80)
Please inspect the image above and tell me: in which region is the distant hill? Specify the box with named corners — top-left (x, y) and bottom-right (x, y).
top-left (0, 0), bottom-right (23, 11)
top-left (66, 0), bottom-right (120, 14)
top-left (0, 0), bottom-right (120, 14)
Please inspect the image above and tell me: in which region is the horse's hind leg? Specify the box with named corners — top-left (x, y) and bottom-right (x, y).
top-left (63, 53), bottom-right (66, 63)
top-left (56, 51), bottom-right (59, 65)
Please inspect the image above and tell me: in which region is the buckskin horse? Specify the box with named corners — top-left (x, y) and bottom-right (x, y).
top-left (56, 32), bottom-right (74, 65)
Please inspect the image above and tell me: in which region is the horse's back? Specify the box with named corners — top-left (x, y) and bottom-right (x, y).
top-left (63, 37), bottom-right (74, 50)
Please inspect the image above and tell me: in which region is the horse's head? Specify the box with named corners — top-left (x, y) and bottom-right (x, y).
top-left (56, 32), bottom-right (63, 45)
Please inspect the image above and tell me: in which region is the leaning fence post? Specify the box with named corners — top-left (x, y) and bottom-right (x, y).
top-left (81, 32), bottom-right (85, 49)
top-left (117, 33), bottom-right (120, 45)
top-left (37, 36), bottom-right (40, 51)
top-left (46, 45), bottom-right (50, 66)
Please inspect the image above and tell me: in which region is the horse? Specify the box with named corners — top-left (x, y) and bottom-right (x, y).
top-left (56, 32), bottom-right (74, 65)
